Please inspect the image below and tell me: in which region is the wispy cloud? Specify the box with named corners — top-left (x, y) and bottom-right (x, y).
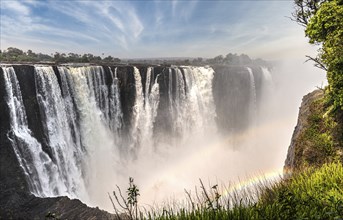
top-left (1, 1), bottom-right (30, 15)
top-left (0, 0), bottom-right (304, 59)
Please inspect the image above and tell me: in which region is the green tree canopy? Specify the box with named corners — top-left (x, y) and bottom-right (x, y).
top-left (295, 0), bottom-right (343, 110)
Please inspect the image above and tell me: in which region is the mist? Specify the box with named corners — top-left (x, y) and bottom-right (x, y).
top-left (1, 60), bottom-right (325, 213)
top-left (76, 60), bottom-right (326, 212)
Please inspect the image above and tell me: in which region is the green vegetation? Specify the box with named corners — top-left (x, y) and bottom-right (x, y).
top-left (294, 0), bottom-right (343, 111)
top-left (292, 94), bottom-right (343, 171)
top-left (0, 47), bottom-right (269, 67)
top-left (109, 177), bottom-right (140, 220)
top-left (112, 163), bottom-right (343, 219)
top-left (0, 47), bottom-right (121, 64)
top-left (305, 0), bottom-right (343, 111)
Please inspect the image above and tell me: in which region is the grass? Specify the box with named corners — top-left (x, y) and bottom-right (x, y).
top-left (110, 162), bottom-right (343, 220)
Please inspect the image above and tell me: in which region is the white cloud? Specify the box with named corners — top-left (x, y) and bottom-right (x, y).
top-left (0, 0), bottom-right (314, 59)
top-left (1, 1), bottom-right (30, 15)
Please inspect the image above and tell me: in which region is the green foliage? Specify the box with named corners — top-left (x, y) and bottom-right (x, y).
top-left (292, 95), bottom-right (342, 170)
top-left (111, 163), bottom-right (343, 219)
top-left (262, 162), bottom-right (343, 219)
top-left (109, 177), bottom-right (140, 220)
top-left (300, 0), bottom-right (343, 110)
top-left (205, 53), bottom-right (268, 67)
top-left (0, 47), bottom-right (121, 64)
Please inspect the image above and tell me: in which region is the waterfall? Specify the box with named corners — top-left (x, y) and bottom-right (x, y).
top-left (108, 67), bottom-right (123, 134)
top-left (82, 66), bottom-right (110, 123)
top-left (247, 67), bottom-right (257, 127)
top-left (130, 67), bottom-right (160, 155)
top-left (3, 67), bottom-right (59, 197)
top-left (141, 68), bottom-right (160, 154)
top-left (64, 66), bottom-right (121, 204)
top-left (261, 67), bottom-right (274, 91)
top-left (34, 66), bottom-right (87, 199)
top-left (169, 66), bottom-right (216, 142)
top-left (130, 67), bottom-right (145, 153)
top-left (168, 68), bottom-right (174, 119)
top-left (182, 66), bottom-right (216, 135)
top-left (0, 64), bottom-right (275, 211)
top-left (261, 67), bottom-right (273, 83)
top-left (172, 67), bottom-right (187, 138)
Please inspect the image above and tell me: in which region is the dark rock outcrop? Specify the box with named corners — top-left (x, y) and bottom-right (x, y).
top-left (0, 191), bottom-right (115, 220)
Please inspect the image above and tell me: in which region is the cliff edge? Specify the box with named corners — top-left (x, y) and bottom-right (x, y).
top-left (284, 89), bottom-right (343, 174)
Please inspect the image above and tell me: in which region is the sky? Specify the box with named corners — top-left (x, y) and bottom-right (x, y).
top-left (0, 0), bottom-right (318, 59)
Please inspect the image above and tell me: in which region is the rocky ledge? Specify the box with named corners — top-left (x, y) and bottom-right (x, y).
top-left (0, 190), bottom-right (116, 220)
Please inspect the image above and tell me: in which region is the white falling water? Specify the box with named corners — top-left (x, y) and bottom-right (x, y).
top-left (130, 67), bottom-right (145, 154)
top-left (168, 68), bottom-right (174, 118)
top-left (261, 67), bottom-right (273, 84)
top-left (247, 67), bottom-right (257, 127)
top-left (169, 66), bottom-right (216, 144)
top-left (34, 66), bottom-right (87, 199)
top-left (3, 67), bottom-right (59, 197)
top-left (172, 67), bottom-right (187, 139)
top-left (130, 67), bottom-right (160, 155)
top-left (108, 67), bottom-right (123, 134)
top-left (182, 66), bottom-right (216, 135)
top-left (83, 66), bottom-right (110, 123)
top-left (261, 67), bottom-right (274, 93)
top-left (66, 66), bottom-right (121, 206)
top-left (141, 67), bottom-right (160, 154)
top-left (57, 66), bottom-right (84, 154)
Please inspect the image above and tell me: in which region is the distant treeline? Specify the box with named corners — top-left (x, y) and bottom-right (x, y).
top-left (0, 47), bottom-right (269, 66)
top-left (0, 47), bottom-right (121, 64)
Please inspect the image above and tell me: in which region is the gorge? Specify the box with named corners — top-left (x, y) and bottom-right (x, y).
top-left (0, 62), bottom-right (327, 219)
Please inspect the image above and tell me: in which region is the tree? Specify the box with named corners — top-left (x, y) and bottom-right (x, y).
top-left (299, 0), bottom-right (343, 110)
top-left (292, 0), bottom-right (326, 27)
top-left (81, 54), bottom-right (89, 63)
top-left (103, 55), bottom-right (113, 62)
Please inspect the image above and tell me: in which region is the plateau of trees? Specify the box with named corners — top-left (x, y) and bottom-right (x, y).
top-left (0, 47), bottom-right (269, 67)
top-left (294, 0), bottom-right (343, 110)
top-left (0, 47), bottom-right (121, 64)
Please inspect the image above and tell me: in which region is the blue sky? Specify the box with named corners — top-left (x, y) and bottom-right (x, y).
top-left (0, 0), bottom-right (317, 59)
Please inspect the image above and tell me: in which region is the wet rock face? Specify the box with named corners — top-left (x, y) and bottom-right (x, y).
top-left (212, 65), bottom-right (264, 134)
top-left (116, 65), bottom-right (136, 133)
top-left (0, 67), bottom-right (29, 194)
top-left (213, 65), bottom-right (250, 133)
top-left (12, 65), bottom-right (52, 158)
top-left (153, 66), bottom-right (172, 137)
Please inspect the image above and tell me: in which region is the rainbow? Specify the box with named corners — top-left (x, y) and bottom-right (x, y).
top-left (220, 169), bottom-right (286, 198)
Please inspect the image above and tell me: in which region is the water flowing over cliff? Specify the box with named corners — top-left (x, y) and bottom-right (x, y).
top-left (0, 64), bottom-right (273, 211)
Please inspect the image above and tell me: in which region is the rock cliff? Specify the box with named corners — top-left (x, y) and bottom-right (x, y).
top-left (284, 89), bottom-right (343, 174)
